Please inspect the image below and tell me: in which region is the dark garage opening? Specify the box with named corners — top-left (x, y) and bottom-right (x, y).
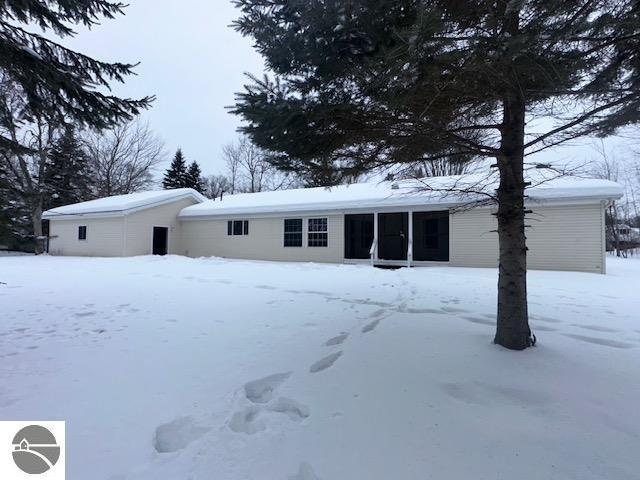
top-left (152, 227), bottom-right (169, 256)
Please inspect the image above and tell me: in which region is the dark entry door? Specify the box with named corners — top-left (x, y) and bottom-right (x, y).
top-left (152, 226), bottom-right (168, 255)
top-left (413, 211), bottom-right (449, 261)
top-left (345, 214), bottom-right (375, 259)
top-left (378, 213), bottom-right (408, 260)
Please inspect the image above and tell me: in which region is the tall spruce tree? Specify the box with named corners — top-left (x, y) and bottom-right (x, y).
top-left (232, 0), bottom-right (640, 350)
top-left (163, 149), bottom-right (188, 189)
top-left (44, 127), bottom-right (93, 210)
top-left (185, 161), bottom-right (205, 193)
top-left (0, 1), bottom-right (152, 153)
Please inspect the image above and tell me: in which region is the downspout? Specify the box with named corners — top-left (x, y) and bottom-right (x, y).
top-left (407, 210), bottom-right (413, 268)
top-left (601, 199), bottom-right (612, 275)
top-left (122, 214), bottom-right (127, 257)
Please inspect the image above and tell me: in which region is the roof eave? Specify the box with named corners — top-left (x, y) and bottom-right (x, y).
top-left (178, 192), bottom-right (622, 220)
top-left (44, 191), bottom-right (204, 220)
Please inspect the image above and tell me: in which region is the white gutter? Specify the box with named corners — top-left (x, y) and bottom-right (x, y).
top-left (43, 193), bottom-right (203, 221)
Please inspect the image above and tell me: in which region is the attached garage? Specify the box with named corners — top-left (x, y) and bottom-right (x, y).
top-left (43, 189), bottom-right (205, 257)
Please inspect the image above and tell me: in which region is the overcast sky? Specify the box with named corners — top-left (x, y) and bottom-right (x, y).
top-left (64, 0), bottom-right (263, 176)
top-left (62, 0), bottom-right (635, 179)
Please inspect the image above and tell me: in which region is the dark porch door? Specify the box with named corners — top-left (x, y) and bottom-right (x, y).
top-left (152, 226), bottom-right (168, 255)
top-left (413, 211), bottom-right (449, 261)
top-left (378, 213), bottom-right (408, 260)
top-left (344, 214), bottom-right (374, 259)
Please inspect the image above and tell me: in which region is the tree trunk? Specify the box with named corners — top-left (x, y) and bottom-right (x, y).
top-left (494, 90), bottom-right (532, 350)
top-left (32, 204), bottom-right (44, 254)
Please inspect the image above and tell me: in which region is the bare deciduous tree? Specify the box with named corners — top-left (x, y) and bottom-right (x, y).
top-left (591, 140), bottom-right (640, 257)
top-left (204, 174), bottom-right (231, 200)
top-left (222, 135), bottom-right (298, 193)
top-left (84, 120), bottom-right (165, 197)
top-left (0, 74), bottom-right (61, 252)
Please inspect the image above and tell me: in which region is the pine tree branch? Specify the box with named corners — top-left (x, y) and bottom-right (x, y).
top-left (523, 94), bottom-right (639, 150)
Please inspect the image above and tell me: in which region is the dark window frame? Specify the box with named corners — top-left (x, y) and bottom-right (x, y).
top-left (284, 218), bottom-right (303, 247)
top-left (227, 220), bottom-right (249, 236)
top-left (78, 225), bottom-right (87, 241)
top-left (308, 217), bottom-right (328, 247)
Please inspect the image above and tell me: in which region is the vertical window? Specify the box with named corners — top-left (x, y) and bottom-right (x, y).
top-left (308, 218), bottom-right (328, 247)
top-left (233, 220), bottom-right (244, 235)
top-left (78, 225), bottom-right (87, 241)
top-left (227, 220), bottom-right (249, 236)
top-left (284, 219), bottom-right (303, 247)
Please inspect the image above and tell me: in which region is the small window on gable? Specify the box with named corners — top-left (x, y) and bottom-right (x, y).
top-left (227, 220), bottom-right (249, 236)
top-left (78, 225), bottom-right (87, 241)
top-left (308, 218), bottom-right (328, 247)
top-left (284, 218), bottom-right (303, 247)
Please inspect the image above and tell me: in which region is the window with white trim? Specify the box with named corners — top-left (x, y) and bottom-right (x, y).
top-left (227, 220), bottom-right (249, 236)
top-left (308, 218), bottom-right (328, 247)
top-left (284, 218), bottom-right (303, 247)
top-left (78, 225), bottom-right (87, 241)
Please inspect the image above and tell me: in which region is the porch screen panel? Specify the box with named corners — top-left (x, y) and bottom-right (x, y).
top-left (412, 211), bottom-right (449, 261)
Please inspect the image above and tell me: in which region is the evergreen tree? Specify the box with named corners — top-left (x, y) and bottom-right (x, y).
top-left (0, 166), bottom-right (28, 249)
top-left (300, 156), bottom-right (346, 187)
top-left (0, 1), bottom-right (152, 153)
top-left (44, 127), bottom-right (93, 210)
top-left (185, 161), bottom-right (205, 193)
top-left (233, 0), bottom-right (640, 350)
top-left (163, 149), bottom-right (188, 189)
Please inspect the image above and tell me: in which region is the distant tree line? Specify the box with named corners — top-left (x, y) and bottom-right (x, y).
top-left (0, 114), bottom-right (164, 252)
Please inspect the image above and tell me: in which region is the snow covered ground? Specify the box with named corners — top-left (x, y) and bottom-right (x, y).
top-left (1, 255), bottom-right (639, 480)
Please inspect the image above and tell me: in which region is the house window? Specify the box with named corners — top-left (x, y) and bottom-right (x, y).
top-left (308, 218), bottom-right (328, 247)
top-left (78, 225), bottom-right (87, 241)
top-left (284, 218), bottom-right (303, 247)
top-left (227, 220), bottom-right (249, 236)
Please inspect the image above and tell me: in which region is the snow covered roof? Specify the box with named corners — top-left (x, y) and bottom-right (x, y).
top-left (179, 174), bottom-right (623, 218)
top-left (44, 188), bottom-right (206, 219)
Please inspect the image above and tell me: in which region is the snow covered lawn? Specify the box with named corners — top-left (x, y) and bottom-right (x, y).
top-left (1, 256), bottom-right (639, 480)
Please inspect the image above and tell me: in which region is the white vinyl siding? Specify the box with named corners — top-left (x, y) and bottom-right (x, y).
top-left (48, 217), bottom-right (125, 257)
top-left (123, 197), bottom-right (198, 256)
top-left (450, 203), bottom-right (605, 273)
top-left (48, 196), bottom-right (199, 257)
top-left (181, 214), bottom-right (344, 263)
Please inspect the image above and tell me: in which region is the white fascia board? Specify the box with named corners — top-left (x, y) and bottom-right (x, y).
top-left (44, 193), bottom-right (200, 220)
top-left (177, 195), bottom-right (616, 221)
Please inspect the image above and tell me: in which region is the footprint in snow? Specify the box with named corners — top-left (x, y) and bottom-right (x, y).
top-left (228, 406), bottom-right (265, 434)
top-left (244, 372), bottom-right (292, 403)
top-left (324, 333), bottom-right (348, 346)
top-left (153, 416), bottom-right (210, 453)
top-left (309, 352), bottom-right (342, 373)
top-left (362, 319), bottom-right (381, 333)
top-left (268, 397), bottom-right (310, 421)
